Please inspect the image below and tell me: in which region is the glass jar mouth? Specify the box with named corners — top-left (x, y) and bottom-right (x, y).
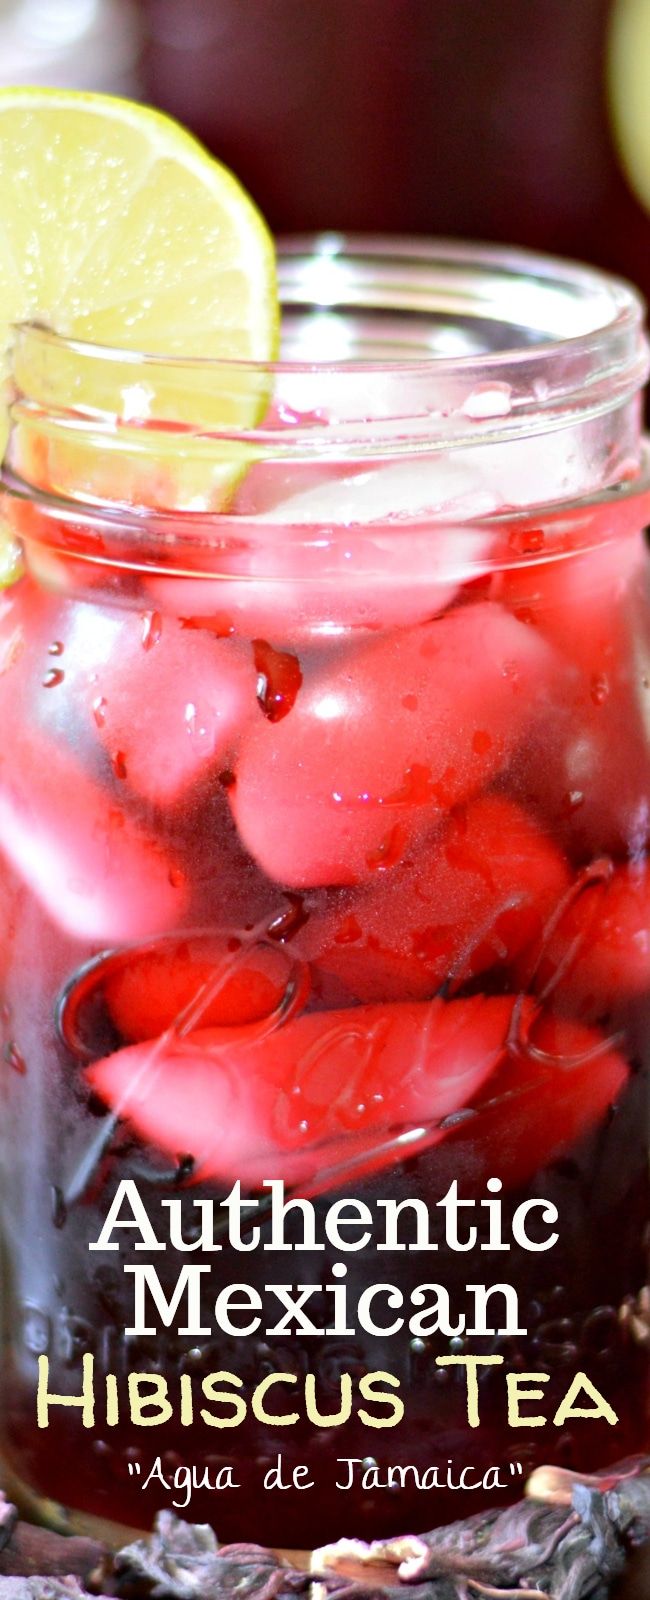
top-left (3, 236), bottom-right (648, 536)
top-left (10, 234), bottom-right (647, 368)
top-left (7, 236), bottom-right (649, 449)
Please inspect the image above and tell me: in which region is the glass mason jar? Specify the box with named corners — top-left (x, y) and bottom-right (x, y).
top-left (0, 239), bottom-right (649, 1551)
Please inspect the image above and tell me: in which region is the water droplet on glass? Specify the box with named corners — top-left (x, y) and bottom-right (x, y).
top-left (184, 702), bottom-right (201, 736)
top-left (590, 673), bottom-right (610, 706)
top-left (366, 824), bottom-right (404, 872)
top-left (4, 1040), bottom-right (25, 1075)
top-left (111, 750), bottom-right (128, 781)
top-left (92, 696), bottom-right (107, 729)
top-left (563, 789), bottom-right (585, 814)
top-left (48, 641), bottom-right (64, 657)
top-left (462, 382), bottom-right (512, 420)
top-left (174, 1154), bottom-right (195, 1185)
top-left (267, 894), bottom-right (309, 941)
top-left (42, 668), bottom-right (64, 689)
top-left (253, 638), bottom-right (303, 722)
top-left (141, 611), bottom-right (162, 651)
top-left (51, 1186), bottom-right (67, 1229)
top-left (509, 526), bottom-right (545, 556)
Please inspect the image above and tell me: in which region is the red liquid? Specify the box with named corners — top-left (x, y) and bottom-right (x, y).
top-left (0, 498), bottom-right (648, 1547)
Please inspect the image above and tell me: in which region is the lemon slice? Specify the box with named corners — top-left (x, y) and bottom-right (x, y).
top-left (0, 87), bottom-right (279, 514)
top-left (608, 0), bottom-right (650, 212)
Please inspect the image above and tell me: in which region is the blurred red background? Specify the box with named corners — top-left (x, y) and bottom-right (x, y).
top-left (136, 0), bottom-right (650, 301)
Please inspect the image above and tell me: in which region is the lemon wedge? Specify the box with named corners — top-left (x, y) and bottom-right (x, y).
top-left (0, 88), bottom-right (279, 513)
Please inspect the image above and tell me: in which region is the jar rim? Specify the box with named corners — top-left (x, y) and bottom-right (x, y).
top-left (12, 234), bottom-right (648, 379)
top-left (5, 236), bottom-right (649, 524)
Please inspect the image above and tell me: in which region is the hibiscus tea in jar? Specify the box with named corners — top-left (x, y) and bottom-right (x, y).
top-left (0, 241), bottom-right (649, 1548)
